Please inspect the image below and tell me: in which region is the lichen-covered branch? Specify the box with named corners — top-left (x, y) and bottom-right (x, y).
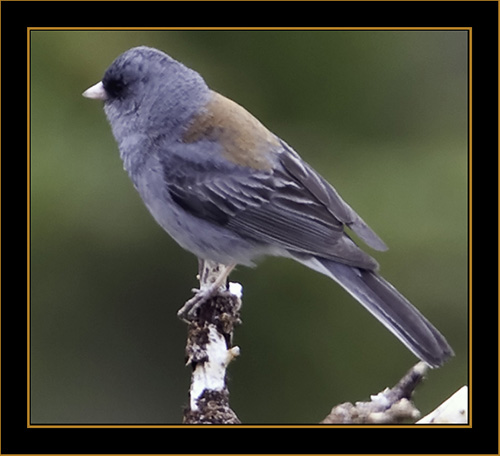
top-left (181, 261), bottom-right (242, 424)
top-left (321, 362), bottom-right (429, 424)
top-left (321, 361), bottom-right (468, 425)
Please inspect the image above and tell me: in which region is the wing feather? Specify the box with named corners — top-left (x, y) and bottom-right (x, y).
top-left (164, 146), bottom-right (384, 269)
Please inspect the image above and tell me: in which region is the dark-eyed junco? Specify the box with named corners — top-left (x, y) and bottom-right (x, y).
top-left (83, 46), bottom-right (453, 367)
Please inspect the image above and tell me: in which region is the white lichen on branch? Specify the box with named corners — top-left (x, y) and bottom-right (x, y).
top-left (189, 325), bottom-right (240, 411)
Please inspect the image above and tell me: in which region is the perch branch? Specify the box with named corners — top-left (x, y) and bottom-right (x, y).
top-left (181, 260), bottom-right (242, 424)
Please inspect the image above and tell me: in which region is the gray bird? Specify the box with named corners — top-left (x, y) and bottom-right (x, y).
top-left (83, 46), bottom-right (453, 367)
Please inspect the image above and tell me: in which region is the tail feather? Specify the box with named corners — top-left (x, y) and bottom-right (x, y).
top-left (296, 256), bottom-right (454, 368)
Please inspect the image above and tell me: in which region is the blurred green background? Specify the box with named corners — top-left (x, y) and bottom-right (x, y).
top-left (30, 30), bottom-right (468, 425)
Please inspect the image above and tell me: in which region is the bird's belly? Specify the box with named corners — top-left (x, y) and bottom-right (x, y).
top-left (133, 166), bottom-right (271, 266)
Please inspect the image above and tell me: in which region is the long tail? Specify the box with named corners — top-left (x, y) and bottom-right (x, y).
top-left (296, 256), bottom-right (454, 368)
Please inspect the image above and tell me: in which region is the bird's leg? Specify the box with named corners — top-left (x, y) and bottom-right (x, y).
top-left (177, 260), bottom-right (236, 320)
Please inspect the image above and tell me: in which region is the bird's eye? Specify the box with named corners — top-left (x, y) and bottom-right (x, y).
top-left (103, 76), bottom-right (127, 99)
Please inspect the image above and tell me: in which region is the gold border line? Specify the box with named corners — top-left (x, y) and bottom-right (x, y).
top-left (27, 25), bottom-right (32, 430)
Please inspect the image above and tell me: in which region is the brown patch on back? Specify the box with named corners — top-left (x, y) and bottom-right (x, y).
top-left (183, 91), bottom-right (279, 170)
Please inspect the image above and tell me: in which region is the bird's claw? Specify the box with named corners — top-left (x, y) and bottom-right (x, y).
top-left (177, 284), bottom-right (219, 321)
top-left (177, 261), bottom-right (237, 322)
